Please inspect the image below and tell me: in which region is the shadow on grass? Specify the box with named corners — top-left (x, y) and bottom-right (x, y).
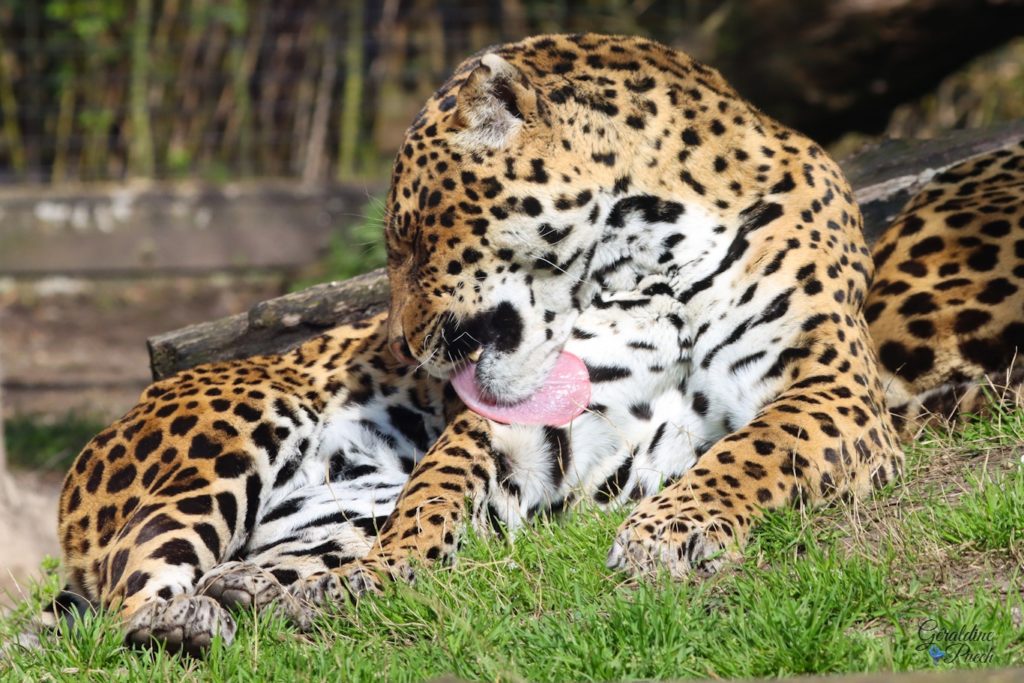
top-left (4, 414), bottom-right (107, 472)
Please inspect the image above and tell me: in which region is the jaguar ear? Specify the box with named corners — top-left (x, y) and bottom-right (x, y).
top-left (454, 53), bottom-right (536, 150)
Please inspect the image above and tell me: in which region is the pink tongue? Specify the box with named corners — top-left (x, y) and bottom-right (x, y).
top-left (451, 351), bottom-right (591, 426)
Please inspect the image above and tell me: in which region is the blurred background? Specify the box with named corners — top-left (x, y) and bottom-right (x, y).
top-left (0, 0), bottom-right (1023, 596)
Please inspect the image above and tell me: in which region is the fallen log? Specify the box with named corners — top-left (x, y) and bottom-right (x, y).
top-left (148, 269), bottom-right (389, 379)
top-left (148, 123), bottom-right (1024, 380)
top-left (847, 122), bottom-right (1024, 245)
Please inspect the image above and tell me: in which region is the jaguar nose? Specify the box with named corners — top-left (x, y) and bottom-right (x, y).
top-left (389, 336), bottom-right (417, 365)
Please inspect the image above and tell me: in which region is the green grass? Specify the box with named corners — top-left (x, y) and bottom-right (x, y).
top-left (2, 414), bottom-right (1023, 681)
top-left (4, 414), bottom-right (107, 471)
top-left (924, 468), bottom-right (1024, 551)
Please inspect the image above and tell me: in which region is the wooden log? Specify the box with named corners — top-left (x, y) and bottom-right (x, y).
top-left (848, 121), bottom-right (1024, 246)
top-left (148, 124), bottom-right (1024, 380)
top-left (148, 269), bottom-right (389, 379)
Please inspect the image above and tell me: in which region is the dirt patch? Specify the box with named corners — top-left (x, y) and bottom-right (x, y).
top-left (0, 470), bottom-right (63, 612)
top-left (819, 434), bottom-right (1024, 604)
top-left (0, 275), bottom-right (284, 419)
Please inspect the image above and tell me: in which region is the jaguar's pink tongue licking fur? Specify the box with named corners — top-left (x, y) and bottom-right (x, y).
top-left (451, 351), bottom-right (591, 426)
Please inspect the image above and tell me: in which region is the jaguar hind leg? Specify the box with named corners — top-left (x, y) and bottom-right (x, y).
top-left (54, 312), bottom-right (437, 653)
top-left (90, 458), bottom-right (413, 646)
top-left (124, 595), bottom-right (235, 658)
top-left (77, 492), bottom-right (245, 655)
top-left (56, 357), bottom-right (324, 655)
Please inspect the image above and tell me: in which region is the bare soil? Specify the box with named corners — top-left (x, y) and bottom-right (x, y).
top-left (0, 470), bottom-right (63, 609)
top-left (0, 276), bottom-right (284, 419)
top-left (811, 434), bottom-right (1024, 608)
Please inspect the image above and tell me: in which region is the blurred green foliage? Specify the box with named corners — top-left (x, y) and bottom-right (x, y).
top-left (292, 199), bottom-right (387, 289)
top-left (45, 0), bottom-right (124, 40)
top-left (0, 1), bottom-right (734, 183)
top-left (2, 2), bottom-right (1022, 184)
top-left (4, 413), bottom-right (107, 471)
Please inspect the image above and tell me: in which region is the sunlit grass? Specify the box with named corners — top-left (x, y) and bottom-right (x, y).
top-left (2, 413), bottom-right (1023, 681)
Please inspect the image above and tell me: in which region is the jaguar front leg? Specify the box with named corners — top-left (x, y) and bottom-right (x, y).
top-left (292, 406), bottom-right (497, 605)
top-left (608, 325), bottom-right (904, 579)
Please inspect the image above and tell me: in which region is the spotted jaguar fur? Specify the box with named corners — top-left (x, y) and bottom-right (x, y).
top-left (43, 34), bottom-right (1024, 655)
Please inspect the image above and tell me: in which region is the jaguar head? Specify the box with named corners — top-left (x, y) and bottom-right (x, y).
top-left (384, 45), bottom-right (619, 403)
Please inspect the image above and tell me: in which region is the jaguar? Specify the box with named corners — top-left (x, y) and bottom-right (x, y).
top-left (35, 33), bottom-right (1024, 656)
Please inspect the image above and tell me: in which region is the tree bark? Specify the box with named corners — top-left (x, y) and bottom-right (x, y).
top-left (847, 121), bottom-right (1024, 246)
top-left (128, 0), bottom-right (156, 177)
top-left (148, 123), bottom-right (1024, 380)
